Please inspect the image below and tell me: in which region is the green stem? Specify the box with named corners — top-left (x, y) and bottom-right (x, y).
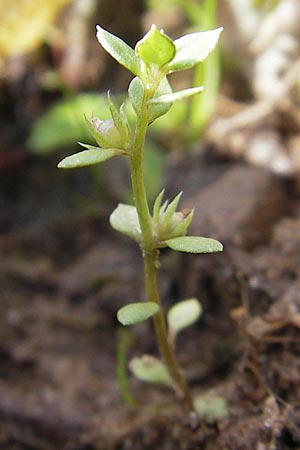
top-left (144, 251), bottom-right (193, 409)
top-left (130, 88), bottom-right (193, 410)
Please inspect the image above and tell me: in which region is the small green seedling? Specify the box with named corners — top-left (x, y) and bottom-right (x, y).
top-left (58, 24), bottom-right (223, 411)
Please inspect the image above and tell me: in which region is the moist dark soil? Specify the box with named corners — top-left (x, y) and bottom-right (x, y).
top-left (1, 150), bottom-right (300, 450)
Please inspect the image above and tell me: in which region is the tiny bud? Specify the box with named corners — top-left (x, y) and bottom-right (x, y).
top-left (89, 117), bottom-right (124, 149)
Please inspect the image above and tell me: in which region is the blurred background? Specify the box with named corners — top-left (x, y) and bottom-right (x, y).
top-left (1, 1), bottom-right (300, 449)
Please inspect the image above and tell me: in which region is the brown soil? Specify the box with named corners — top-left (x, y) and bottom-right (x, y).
top-left (1, 150), bottom-right (300, 450)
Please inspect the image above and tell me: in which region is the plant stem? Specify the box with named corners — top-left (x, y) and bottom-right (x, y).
top-left (144, 251), bottom-right (193, 410)
top-left (129, 89), bottom-right (193, 410)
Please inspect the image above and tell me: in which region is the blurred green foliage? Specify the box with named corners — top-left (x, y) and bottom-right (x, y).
top-left (28, 93), bottom-right (111, 154)
top-left (251, 0), bottom-right (280, 9)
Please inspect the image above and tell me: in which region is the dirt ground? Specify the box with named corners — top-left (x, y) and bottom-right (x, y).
top-left (1, 147), bottom-right (300, 450)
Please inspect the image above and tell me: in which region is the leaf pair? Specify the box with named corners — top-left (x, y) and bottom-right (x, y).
top-left (96, 24), bottom-right (223, 76)
top-left (119, 298), bottom-right (202, 387)
top-left (96, 24), bottom-right (222, 124)
top-left (110, 200), bottom-right (223, 254)
top-left (117, 297), bottom-right (201, 331)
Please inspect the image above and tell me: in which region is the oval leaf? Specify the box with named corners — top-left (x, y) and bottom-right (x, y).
top-left (150, 86), bottom-right (203, 104)
top-left (117, 302), bottom-right (159, 326)
top-left (165, 236), bottom-right (223, 253)
top-left (135, 25), bottom-right (175, 68)
top-left (96, 25), bottom-right (141, 76)
top-left (109, 203), bottom-right (141, 241)
top-left (193, 395), bottom-right (228, 420)
top-left (129, 355), bottom-right (172, 385)
top-left (129, 76), bottom-right (172, 122)
top-left (128, 76), bottom-right (144, 116)
top-left (57, 146), bottom-right (118, 169)
top-left (167, 27), bottom-right (223, 73)
top-left (167, 298), bottom-right (202, 336)
top-left (149, 77), bottom-right (173, 122)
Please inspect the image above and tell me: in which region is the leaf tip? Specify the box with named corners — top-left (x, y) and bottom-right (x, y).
top-left (57, 160), bottom-right (65, 169)
top-left (95, 24), bottom-right (104, 41)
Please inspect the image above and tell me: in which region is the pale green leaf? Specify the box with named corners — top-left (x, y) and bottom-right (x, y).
top-left (149, 77), bottom-right (173, 122)
top-left (135, 24), bottom-right (175, 68)
top-left (109, 203), bottom-right (141, 241)
top-left (152, 189), bottom-right (165, 225)
top-left (161, 191), bottom-right (182, 226)
top-left (129, 76), bottom-right (172, 122)
top-left (117, 302), bottom-right (159, 326)
top-left (167, 298), bottom-right (202, 336)
top-left (106, 96), bottom-right (131, 143)
top-left (96, 25), bottom-right (141, 76)
top-left (119, 102), bottom-right (131, 137)
top-left (205, 397), bottom-right (228, 421)
top-left (128, 76), bottom-right (144, 116)
top-left (107, 92), bottom-right (127, 137)
top-left (160, 199), bottom-right (169, 214)
top-left (165, 236), bottom-right (223, 253)
top-left (57, 146), bottom-right (118, 169)
top-left (167, 27), bottom-right (223, 72)
top-left (194, 396), bottom-right (228, 420)
top-left (129, 355), bottom-right (172, 385)
top-left (171, 209), bottom-right (194, 237)
top-left (150, 86), bottom-right (203, 104)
